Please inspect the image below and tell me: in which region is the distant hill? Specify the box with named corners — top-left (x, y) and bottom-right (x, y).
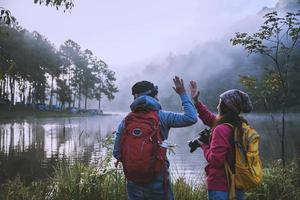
top-left (105, 0), bottom-right (300, 112)
top-left (259, 0), bottom-right (300, 14)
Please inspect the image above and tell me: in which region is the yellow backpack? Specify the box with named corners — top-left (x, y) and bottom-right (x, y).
top-left (224, 123), bottom-right (263, 199)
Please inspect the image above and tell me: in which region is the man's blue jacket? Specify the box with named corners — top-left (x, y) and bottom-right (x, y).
top-left (113, 92), bottom-right (198, 160)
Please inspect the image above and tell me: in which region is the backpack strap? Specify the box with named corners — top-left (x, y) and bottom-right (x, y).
top-left (222, 123), bottom-right (234, 128)
top-left (223, 123), bottom-right (237, 199)
top-left (221, 123), bottom-right (236, 148)
top-left (223, 123), bottom-right (247, 163)
top-left (224, 162), bottom-right (236, 200)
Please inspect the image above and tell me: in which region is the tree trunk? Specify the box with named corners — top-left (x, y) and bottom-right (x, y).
top-left (22, 81), bottom-right (26, 104)
top-left (98, 98), bottom-right (101, 111)
top-left (49, 76), bottom-right (54, 109)
top-left (9, 76), bottom-right (15, 110)
top-left (280, 73), bottom-right (289, 167)
top-left (2, 76), bottom-right (7, 100)
top-left (28, 85), bottom-right (32, 104)
top-left (68, 67), bottom-right (71, 110)
top-left (18, 79), bottom-right (23, 104)
top-left (281, 101), bottom-right (286, 167)
top-left (9, 125), bottom-right (14, 154)
top-left (72, 91), bottom-right (76, 108)
top-left (0, 80), bottom-right (2, 100)
top-left (281, 82), bottom-right (289, 167)
top-left (22, 93), bottom-right (25, 104)
top-left (78, 87), bottom-right (81, 109)
top-left (68, 93), bottom-right (71, 110)
top-left (84, 83), bottom-right (90, 110)
top-left (98, 91), bottom-right (102, 111)
top-left (32, 84), bottom-right (36, 104)
top-left (55, 93), bottom-right (58, 106)
top-left (6, 76), bottom-right (9, 100)
top-left (61, 101), bottom-right (65, 111)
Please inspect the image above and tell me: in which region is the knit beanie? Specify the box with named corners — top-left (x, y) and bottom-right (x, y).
top-left (219, 89), bottom-right (253, 114)
top-left (131, 81), bottom-right (158, 98)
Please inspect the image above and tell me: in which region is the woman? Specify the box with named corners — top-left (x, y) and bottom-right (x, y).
top-left (189, 80), bottom-right (253, 200)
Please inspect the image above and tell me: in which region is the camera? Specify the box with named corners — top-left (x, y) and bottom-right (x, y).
top-left (188, 128), bottom-right (211, 153)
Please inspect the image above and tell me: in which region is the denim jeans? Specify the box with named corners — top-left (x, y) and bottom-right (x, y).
top-left (208, 190), bottom-right (245, 200)
top-left (127, 177), bottom-right (174, 200)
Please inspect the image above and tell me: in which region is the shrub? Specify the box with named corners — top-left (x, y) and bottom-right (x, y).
top-left (246, 161), bottom-right (300, 200)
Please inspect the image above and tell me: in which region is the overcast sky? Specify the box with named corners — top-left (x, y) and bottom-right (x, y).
top-left (2, 0), bottom-right (277, 69)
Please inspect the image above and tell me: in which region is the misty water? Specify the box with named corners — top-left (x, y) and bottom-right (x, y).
top-left (0, 113), bottom-right (299, 184)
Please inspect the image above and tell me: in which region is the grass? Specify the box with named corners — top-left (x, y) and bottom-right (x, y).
top-left (0, 161), bottom-right (299, 200)
top-left (0, 134), bottom-right (299, 200)
top-left (172, 177), bottom-right (207, 200)
top-left (246, 161), bottom-right (300, 200)
top-left (46, 163), bottom-right (126, 200)
top-left (1, 162), bottom-right (299, 200)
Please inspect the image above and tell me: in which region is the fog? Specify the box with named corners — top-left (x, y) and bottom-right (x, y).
top-left (3, 0), bottom-right (296, 111)
top-left (104, 0), bottom-right (300, 112)
top-left (3, 0), bottom-right (277, 65)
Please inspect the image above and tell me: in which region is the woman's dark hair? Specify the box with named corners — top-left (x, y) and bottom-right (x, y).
top-left (214, 100), bottom-right (248, 142)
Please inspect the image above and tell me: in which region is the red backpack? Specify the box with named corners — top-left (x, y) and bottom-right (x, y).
top-left (119, 110), bottom-right (167, 183)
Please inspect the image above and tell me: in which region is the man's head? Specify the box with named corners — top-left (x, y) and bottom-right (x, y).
top-left (131, 81), bottom-right (158, 99)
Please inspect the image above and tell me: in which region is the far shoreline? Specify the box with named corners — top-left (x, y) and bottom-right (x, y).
top-left (0, 109), bottom-right (115, 120)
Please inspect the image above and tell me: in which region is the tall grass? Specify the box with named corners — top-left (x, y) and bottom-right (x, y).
top-left (44, 133), bottom-right (126, 200)
top-left (246, 161), bottom-right (300, 200)
top-left (1, 160), bottom-right (299, 200)
top-left (0, 176), bottom-right (48, 200)
top-left (172, 177), bottom-right (207, 200)
top-left (0, 133), bottom-right (299, 200)
top-left (46, 162), bottom-right (126, 200)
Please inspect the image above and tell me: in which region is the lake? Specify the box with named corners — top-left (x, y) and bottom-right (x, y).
top-left (0, 113), bottom-right (299, 184)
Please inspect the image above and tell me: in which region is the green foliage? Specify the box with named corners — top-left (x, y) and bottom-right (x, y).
top-left (239, 70), bottom-right (282, 109)
top-left (231, 10), bottom-right (300, 166)
top-left (93, 60), bottom-right (118, 110)
top-left (0, 138), bottom-right (299, 200)
top-left (246, 161), bottom-right (300, 200)
top-left (56, 79), bottom-right (71, 108)
top-left (33, 0), bottom-right (74, 11)
top-left (0, 176), bottom-right (48, 200)
top-left (45, 134), bottom-right (126, 200)
top-left (0, 26), bottom-right (62, 104)
top-left (0, 8), bottom-right (16, 27)
top-left (59, 40), bottom-right (118, 110)
top-left (0, 24), bottom-right (117, 109)
top-left (46, 162), bottom-right (126, 200)
top-left (1, 161), bottom-right (299, 200)
top-left (231, 11), bottom-right (300, 58)
top-left (231, 10), bottom-right (300, 100)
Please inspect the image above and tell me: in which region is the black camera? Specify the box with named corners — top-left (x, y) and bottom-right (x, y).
top-left (188, 128), bottom-right (211, 153)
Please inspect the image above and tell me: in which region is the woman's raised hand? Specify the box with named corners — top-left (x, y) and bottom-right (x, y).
top-left (189, 80), bottom-right (200, 103)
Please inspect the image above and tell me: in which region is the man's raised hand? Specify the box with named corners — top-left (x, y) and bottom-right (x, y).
top-left (172, 76), bottom-right (185, 95)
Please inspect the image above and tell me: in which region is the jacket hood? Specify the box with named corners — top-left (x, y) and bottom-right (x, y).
top-left (130, 95), bottom-right (162, 111)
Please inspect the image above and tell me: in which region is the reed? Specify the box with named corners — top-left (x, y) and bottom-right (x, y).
top-left (0, 134), bottom-right (299, 200)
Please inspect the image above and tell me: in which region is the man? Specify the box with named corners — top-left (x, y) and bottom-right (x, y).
top-left (113, 76), bottom-right (198, 200)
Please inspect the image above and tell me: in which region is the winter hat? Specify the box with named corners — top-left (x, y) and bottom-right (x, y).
top-left (219, 89), bottom-right (253, 114)
top-left (131, 81), bottom-right (158, 97)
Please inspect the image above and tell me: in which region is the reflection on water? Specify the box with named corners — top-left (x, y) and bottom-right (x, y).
top-left (0, 115), bottom-right (123, 184)
top-left (0, 113), bottom-right (299, 184)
